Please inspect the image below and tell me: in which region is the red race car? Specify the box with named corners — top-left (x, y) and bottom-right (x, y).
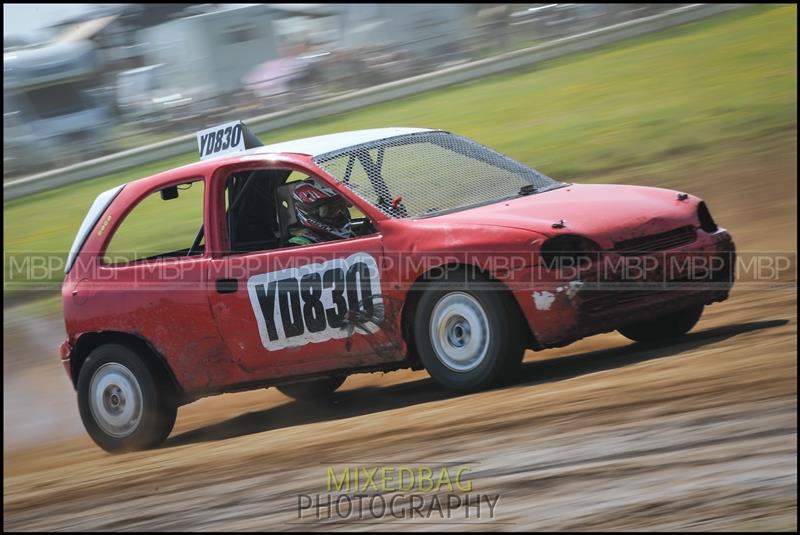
top-left (61, 122), bottom-right (735, 452)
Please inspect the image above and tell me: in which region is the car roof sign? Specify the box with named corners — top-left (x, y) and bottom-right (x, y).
top-left (196, 120), bottom-right (263, 160)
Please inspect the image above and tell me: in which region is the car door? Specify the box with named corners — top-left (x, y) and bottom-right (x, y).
top-left (90, 175), bottom-right (228, 394)
top-left (206, 161), bottom-right (405, 383)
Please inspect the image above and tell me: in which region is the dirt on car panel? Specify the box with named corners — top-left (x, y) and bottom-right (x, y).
top-left (340, 293), bottom-right (405, 356)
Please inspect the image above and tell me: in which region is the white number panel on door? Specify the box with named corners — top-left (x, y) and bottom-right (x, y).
top-left (246, 253), bottom-right (384, 351)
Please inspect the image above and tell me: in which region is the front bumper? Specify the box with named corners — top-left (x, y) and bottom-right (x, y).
top-left (511, 228), bottom-right (735, 348)
top-left (59, 340), bottom-right (74, 384)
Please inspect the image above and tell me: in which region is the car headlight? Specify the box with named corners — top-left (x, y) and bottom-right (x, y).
top-left (540, 235), bottom-right (600, 271)
top-left (697, 201), bottom-right (718, 233)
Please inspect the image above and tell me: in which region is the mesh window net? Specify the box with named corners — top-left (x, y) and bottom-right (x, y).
top-left (314, 131), bottom-right (561, 218)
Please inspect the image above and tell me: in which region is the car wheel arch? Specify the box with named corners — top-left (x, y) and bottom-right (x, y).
top-left (70, 331), bottom-right (183, 401)
top-left (400, 262), bottom-right (537, 366)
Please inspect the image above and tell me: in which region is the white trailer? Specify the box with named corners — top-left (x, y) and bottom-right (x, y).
top-left (136, 5), bottom-right (282, 124)
top-left (4, 40), bottom-right (116, 175)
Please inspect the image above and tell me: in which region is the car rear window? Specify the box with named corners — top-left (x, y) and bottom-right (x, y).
top-left (65, 184), bottom-right (126, 274)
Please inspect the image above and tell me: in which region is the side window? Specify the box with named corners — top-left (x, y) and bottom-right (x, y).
top-left (279, 170), bottom-right (376, 242)
top-left (225, 168), bottom-right (377, 254)
top-left (103, 179), bottom-right (205, 264)
top-left (286, 170), bottom-right (311, 183)
top-left (282, 171), bottom-right (365, 219)
top-left (226, 169), bottom-right (287, 253)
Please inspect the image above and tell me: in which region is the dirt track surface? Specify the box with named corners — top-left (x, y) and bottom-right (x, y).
top-left (3, 138), bottom-right (797, 531)
top-left (3, 287), bottom-right (798, 531)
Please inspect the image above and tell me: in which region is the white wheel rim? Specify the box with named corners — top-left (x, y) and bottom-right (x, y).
top-left (429, 292), bottom-right (490, 372)
top-left (89, 363), bottom-right (143, 438)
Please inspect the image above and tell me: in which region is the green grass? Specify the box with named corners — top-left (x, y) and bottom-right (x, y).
top-left (3, 5), bottom-right (797, 297)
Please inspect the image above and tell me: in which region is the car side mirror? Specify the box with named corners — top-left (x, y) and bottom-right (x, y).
top-left (161, 186), bottom-right (179, 201)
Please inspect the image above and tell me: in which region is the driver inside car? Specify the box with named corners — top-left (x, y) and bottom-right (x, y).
top-left (289, 179), bottom-right (354, 246)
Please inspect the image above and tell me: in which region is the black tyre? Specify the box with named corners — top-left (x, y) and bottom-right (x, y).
top-left (618, 304), bottom-right (704, 343)
top-left (77, 343), bottom-right (177, 453)
top-left (414, 268), bottom-right (525, 392)
top-left (277, 375), bottom-right (347, 402)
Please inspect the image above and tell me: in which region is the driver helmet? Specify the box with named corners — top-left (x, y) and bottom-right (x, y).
top-left (292, 179), bottom-right (353, 240)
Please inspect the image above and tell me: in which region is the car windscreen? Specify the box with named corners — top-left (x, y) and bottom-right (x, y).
top-left (313, 131), bottom-right (561, 218)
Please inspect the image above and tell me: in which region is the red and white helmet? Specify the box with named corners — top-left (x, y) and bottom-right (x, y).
top-left (292, 179), bottom-right (353, 240)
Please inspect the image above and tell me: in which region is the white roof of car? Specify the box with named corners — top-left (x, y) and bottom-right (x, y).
top-left (246, 127), bottom-right (437, 157)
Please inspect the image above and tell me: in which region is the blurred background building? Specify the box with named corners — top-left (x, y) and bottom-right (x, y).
top-left (3, 3), bottom-right (688, 178)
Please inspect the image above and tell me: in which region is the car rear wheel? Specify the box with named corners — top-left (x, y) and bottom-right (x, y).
top-left (277, 376), bottom-right (347, 402)
top-left (617, 304), bottom-right (704, 343)
top-left (414, 268), bottom-right (525, 392)
top-left (77, 343), bottom-right (177, 453)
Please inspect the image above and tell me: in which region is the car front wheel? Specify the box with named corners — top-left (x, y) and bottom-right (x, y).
top-left (77, 343), bottom-right (177, 453)
top-left (617, 304), bottom-right (704, 343)
top-left (414, 269), bottom-right (525, 392)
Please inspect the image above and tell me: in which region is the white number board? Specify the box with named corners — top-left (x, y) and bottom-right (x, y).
top-left (196, 120), bottom-right (247, 160)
